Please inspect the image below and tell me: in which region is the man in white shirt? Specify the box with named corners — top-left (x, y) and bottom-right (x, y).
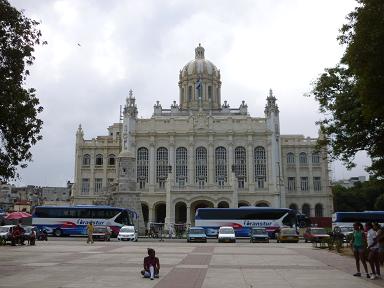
top-left (367, 222), bottom-right (380, 279)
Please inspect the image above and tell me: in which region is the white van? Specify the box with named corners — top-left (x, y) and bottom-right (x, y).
top-left (117, 225), bottom-right (138, 241)
top-left (218, 226), bottom-right (236, 243)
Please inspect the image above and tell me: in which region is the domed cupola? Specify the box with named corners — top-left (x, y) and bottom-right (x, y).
top-left (178, 44), bottom-right (221, 110)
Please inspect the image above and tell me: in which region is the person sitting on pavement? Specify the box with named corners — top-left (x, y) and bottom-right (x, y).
top-left (141, 248), bottom-right (160, 280)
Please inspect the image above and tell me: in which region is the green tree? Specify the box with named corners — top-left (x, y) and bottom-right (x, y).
top-left (0, 0), bottom-right (45, 180)
top-left (311, 0), bottom-right (384, 177)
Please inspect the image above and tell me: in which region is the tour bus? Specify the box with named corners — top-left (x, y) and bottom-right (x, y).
top-left (195, 207), bottom-right (297, 238)
top-left (332, 211), bottom-right (384, 229)
top-left (32, 205), bottom-right (135, 237)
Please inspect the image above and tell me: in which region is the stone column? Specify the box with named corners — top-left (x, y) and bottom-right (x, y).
top-left (188, 142), bottom-right (195, 186)
top-left (149, 143), bottom-right (155, 192)
top-left (148, 205), bottom-right (153, 223)
top-left (247, 142), bottom-right (254, 190)
top-left (231, 170), bottom-right (238, 208)
top-left (186, 205), bottom-right (191, 226)
top-left (208, 141), bottom-right (214, 185)
top-left (165, 171), bottom-right (174, 233)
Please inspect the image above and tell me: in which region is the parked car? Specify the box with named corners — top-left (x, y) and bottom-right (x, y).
top-left (117, 225), bottom-right (138, 241)
top-left (250, 227), bottom-right (269, 243)
top-left (276, 228), bottom-right (299, 243)
top-left (0, 225), bottom-right (15, 243)
top-left (23, 226), bottom-right (37, 245)
top-left (303, 227), bottom-right (330, 243)
top-left (187, 227), bottom-right (207, 243)
top-left (218, 226), bottom-right (236, 243)
top-left (333, 226), bottom-right (353, 242)
top-left (93, 226), bottom-right (111, 241)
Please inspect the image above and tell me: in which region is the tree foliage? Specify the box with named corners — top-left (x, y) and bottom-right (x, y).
top-left (333, 180), bottom-right (384, 211)
top-left (0, 0), bottom-right (46, 181)
top-left (311, 0), bottom-right (384, 177)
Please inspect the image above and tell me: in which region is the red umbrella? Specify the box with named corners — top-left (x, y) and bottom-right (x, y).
top-left (5, 211), bottom-right (32, 220)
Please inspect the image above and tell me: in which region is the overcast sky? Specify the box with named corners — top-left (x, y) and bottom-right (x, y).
top-left (9, 0), bottom-right (370, 187)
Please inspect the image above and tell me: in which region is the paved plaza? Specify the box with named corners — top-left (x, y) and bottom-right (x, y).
top-left (0, 239), bottom-right (383, 288)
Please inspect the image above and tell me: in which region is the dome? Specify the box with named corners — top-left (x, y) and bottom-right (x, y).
top-left (178, 44), bottom-right (222, 110)
top-left (181, 44), bottom-right (220, 78)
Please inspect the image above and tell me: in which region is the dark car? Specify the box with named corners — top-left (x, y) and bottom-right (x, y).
top-left (93, 226), bottom-right (111, 241)
top-left (187, 227), bottom-right (207, 243)
top-left (303, 227), bottom-right (330, 243)
top-left (250, 227), bottom-right (269, 243)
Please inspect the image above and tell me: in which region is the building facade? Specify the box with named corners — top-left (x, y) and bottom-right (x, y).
top-left (72, 45), bottom-right (333, 227)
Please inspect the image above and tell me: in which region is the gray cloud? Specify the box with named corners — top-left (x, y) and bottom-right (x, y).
top-left (8, 0), bottom-right (368, 186)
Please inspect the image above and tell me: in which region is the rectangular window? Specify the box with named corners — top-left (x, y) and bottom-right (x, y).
top-left (188, 86), bottom-right (192, 101)
top-left (159, 180), bottom-right (165, 189)
top-left (107, 178), bottom-right (114, 185)
top-left (287, 177), bottom-right (296, 191)
top-left (208, 86), bottom-right (212, 99)
top-left (300, 177), bottom-right (309, 191)
top-left (238, 179), bottom-right (245, 189)
top-left (256, 178), bottom-right (265, 189)
top-left (95, 178), bottom-right (103, 193)
top-left (81, 178), bottom-right (90, 195)
top-left (313, 177), bottom-right (321, 191)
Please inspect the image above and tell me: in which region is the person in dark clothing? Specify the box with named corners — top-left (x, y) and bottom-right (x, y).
top-left (141, 248), bottom-right (160, 280)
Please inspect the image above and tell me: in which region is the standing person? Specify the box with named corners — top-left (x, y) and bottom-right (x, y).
top-left (351, 222), bottom-right (369, 278)
top-left (373, 223), bottom-right (384, 266)
top-left (367, 222), bottom-right (380, 279)
top-left (86, 221), bottom-right (94, 244)
top-left (141, 248), bottom-right (160, 280)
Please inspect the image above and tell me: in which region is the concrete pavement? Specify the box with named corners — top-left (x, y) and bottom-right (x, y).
top-left (0, 239), bottom-right (383, 288)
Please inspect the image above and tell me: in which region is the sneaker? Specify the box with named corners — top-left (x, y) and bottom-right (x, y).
top-left (140, 270), bottom-right (145, 276)
top-left (353, 272), bottom-right (361, 277)
top-left (367, 273), bottom-right (371, 278)
top-left (370, 274), bottom-right (377, 280)
top-left (150, 278), bottom-right (154, 280)
top-left (155, 275), bottom-right (159, 278)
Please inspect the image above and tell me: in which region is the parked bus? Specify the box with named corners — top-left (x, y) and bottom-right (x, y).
top-left (32, 205), bottom-right (135, 237)
top-left (195, 207), bottom-right (297, 237)
top-left (332, 211), bottom-right (384, 229)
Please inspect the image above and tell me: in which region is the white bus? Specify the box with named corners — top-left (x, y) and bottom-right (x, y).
top-left (32, 205), bottom-right (135, 237)
top-left (195, 207), bottom-right (297, 238)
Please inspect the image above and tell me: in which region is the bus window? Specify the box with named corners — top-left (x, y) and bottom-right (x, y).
top-left (91, 209), bottom-right (105, 219)
top-left (78, 209), bottom-right (91, 218)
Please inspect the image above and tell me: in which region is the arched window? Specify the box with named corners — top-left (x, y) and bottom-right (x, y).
top-left (234, 147), bottom-right (247, 189)
top-left (312, 152), bottom-right (320, 164)
top-left (195, 147), bottom-right (207, 187)
top-left (289, 203), bottom-right (298, 212)
top-left (287, 152), bottom-right (295, 164)
top-left (315, 203), bottom-right (323, 217)
top-left (176, 147), bottom-right (188, 186)
top-left (108, 154), bottom-right (115, 166)
top-left (254, 146), bottom-right (266, 189)
top-left (256, 202), bottom-right (269, 207)
top-left (156, 147), bottom-right (168, 189)
top-left (82, 154), bottom-right (91, 166)
top-left (137, 147), bottom-right (149, 189)
top-left (95, 154), bottom-right (103, 166)
top-left (299, 152), bottom-right (307, 164)
top-left (215, 146), bottom-right (227, 187)
top-left (302, 203), bottom-right (310, 217)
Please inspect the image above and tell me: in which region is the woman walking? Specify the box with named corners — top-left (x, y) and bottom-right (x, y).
top-left (351, 222), bottom-right (369, 278)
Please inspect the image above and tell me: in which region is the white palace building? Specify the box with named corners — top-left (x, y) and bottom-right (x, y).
top-left (71, 44), bottom-right (333, 228)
